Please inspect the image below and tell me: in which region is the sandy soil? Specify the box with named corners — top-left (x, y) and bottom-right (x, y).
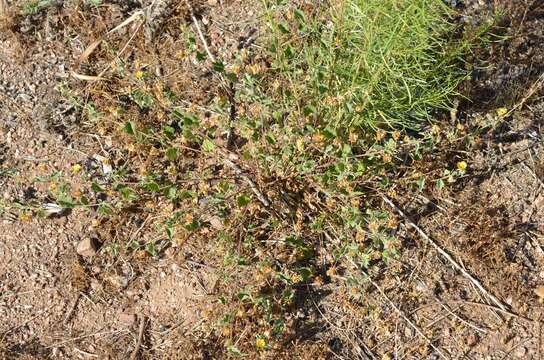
top-left (1, 0), bottom-right (544, 359)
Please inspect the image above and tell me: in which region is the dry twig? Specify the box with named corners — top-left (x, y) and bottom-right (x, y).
top-left (382, 196), bottom-right (508, 311)
top-left (63, 293), bottom-right (81, 324)
top-left (507, 71), bottom-right (544, 116)
top-left (130, 316), bottom-right (146, 360)
top-left (360, 269), bottom-right (450, 359)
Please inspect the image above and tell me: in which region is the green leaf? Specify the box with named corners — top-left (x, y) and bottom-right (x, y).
top-left (323, 127), bottom-right (337, 139)
top-left (236, 194), bottom-right (251, 207)
top-left (415, 177), bottom-right (426, 191)
top-left (201, 138), bottom-right (216, 152)
top-left (212, 61), bottom-right (225, 72)
top-left (283, 44), bottom-right (294, 58)
top-left (298, 267), bottom-right (312, 282)
top-left (271, 319), bottom-right (285, 336)
top-left (97, 203), bottom-right (113, 216)
top-left (294, 9), bottom-right (305, 22)
top-left (278, 22), bottom-right (290, 34)
top-left (119, 186), bottom-right (139, 201)
top-left (124, 121), bottom-right (136, 135)
top-left (165, 226), bottom-right (174, 240)
top-left (166, 147), bottom-right (178, 161)
top-left (79, 195), bottom-right (90, 206)
top-left (91, 182), bottom-right (105, 193)
top-left (237, 291), bottom-right (251, 302)
top-left (144, 182), bottom-right (160, 192)
top-left (265, 133), bottom-right (276, 145)
top-left (196, 51), bottom-right (206, 61)
top-left (162, 125), bottom-right (176, 139)
top-left (303, 105), bottom-right (316, 116)
top-left (436, 178), bottom-right (445, 189)
top-left (285, 236), bottom-right (303, 248)
top-left (226, 345), bottom-right (245, 357)
top-left (57, 196), bottom-right (76, 209)
top-left (165, 186), bottom-right (177, 200)
top-left (146, 242), bottom-right (157, 257)
top-left (184, 220), bottom-right (200, 231)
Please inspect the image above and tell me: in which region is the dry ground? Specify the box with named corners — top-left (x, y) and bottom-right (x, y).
top-left (1, 0), bottom-right (544, 359)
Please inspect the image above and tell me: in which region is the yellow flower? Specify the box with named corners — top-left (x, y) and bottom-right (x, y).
top-left (368, 221), bottom-right (380, 233)
top-left (382, 153), bottom-right (392, 163)
top-left (19, 213), bottom-right (32, 222)
top-left (71, 164), bottom-right (81, 174)
top-left (134, 70), bottom-right (145, 79)
top-left (312, 132), bottom-right (326, 148)
top-left (37, 163), bottom-right (48, 173)
top-left (495, 107), bottom-right (508, 117)
top-left (350, 287), bottom-right (359, 296)
top-left (221, 327), bottom-right (230, 336)
top-left (456, 161), bottom-right (467, 171)
top-left (247, 63), bottom-right (262, 75)
top-left (326, 266), bottom-right (337, 277)
top-left (255, 338), bottom-right (267, 350)
top-left (229, 64), bottom-right (241, 75)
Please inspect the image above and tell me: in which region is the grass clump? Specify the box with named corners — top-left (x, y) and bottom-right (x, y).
top-left (262, 0), bottom-right (466, 132)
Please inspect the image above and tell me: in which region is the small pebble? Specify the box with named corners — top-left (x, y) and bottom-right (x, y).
top-left (118, 312), bottom-right (136, 326)
top-left (76, 237), bottom-right (99, 257)
top-left (514, 346), bottom-right (527, 358)
top-left (534, 286), bottom-right (544, 301)
top-left (466, 333), bottom-right (479, 347)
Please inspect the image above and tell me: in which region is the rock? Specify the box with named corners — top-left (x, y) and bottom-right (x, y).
top-left (118, 312), bottom-right (136, 326)
top-left (208, 216), bottom-right (224, 230)
top-left (90, 279), bottom-right (102, 292)
top-left (76, 238), bottom-right (99, 257)
top-left (108, 275), bottom-right (129, 290)
top-left (534, 286), bottom-right (544, 301)
top-left (466, 333), bottom-right (479, 347)
top-left (514, 346), bottom-right (527, 359)
top-left (514, 346), bottom-right (527, 358)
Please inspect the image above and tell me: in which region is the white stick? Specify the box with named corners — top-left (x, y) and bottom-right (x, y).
top-left (382, 196), bottom-right (507, 311)
top-left (361, 269), bottom-right (449, 360)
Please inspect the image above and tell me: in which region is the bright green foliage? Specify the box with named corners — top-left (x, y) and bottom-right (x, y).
top-left (265, 0), bottom-right (467, 132)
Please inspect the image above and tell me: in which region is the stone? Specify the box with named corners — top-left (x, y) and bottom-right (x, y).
top-left (466, 333), bottom-right (479, 347)
top-left (118, 312), bottom-right (136, 326)
top-left (534, 286), bottom-right (544, 301)
top-left (108, 275), bottom-right (129, 290)
top-left (514, 346), bottom-right (527, 358)
top-left (208, 216), bottom-right (224, 230)
top-left (76, 238), bottom-right (99, 257)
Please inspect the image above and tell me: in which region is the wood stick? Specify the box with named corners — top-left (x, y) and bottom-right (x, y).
top-left (63, 293), bottom-right (81, 324)
top-left (130, 316), bottom-right (146, 360)
top-left (507, 71), bottom-right (544, 116)
top-left (361, 269), bottom-right (450, 360)
top-left (382, 196), bottom-right (508, 311)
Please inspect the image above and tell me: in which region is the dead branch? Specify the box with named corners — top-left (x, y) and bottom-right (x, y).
top-left (360, 269), bottom-right (450, 360)
top-left (382, 196), bottom-right (508, 311)
top-left (507, 71), bottom-right (544, 116)
top-left (130, 316), bottom-right (146, 360)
